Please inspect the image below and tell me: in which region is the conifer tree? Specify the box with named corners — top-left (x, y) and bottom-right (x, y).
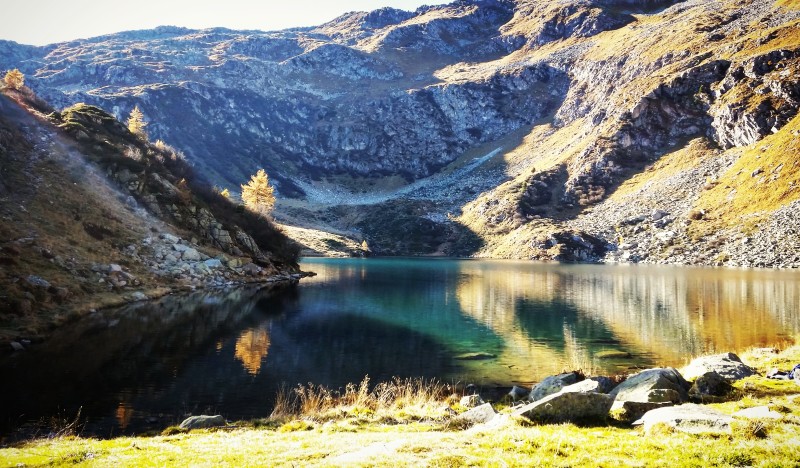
top-left (3, 69), bottom-right (24, 90)
top-left (127, 105), bottom-right (147, 139)
top-left (241, 169), bottom-right (275, 217)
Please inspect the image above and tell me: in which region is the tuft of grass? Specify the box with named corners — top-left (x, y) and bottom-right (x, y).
top-left (732, 419), bottom-right (772, 440)
top-left (270, 375), bottom-right (454, 424)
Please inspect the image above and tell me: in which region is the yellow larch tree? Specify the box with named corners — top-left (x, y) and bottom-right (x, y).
top-left (241, 169), bottom-right (275, 217)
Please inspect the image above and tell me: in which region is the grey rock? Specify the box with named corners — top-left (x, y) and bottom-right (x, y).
top-left (633, 404), bottom-right (733, 434)
top-left (204, 258), bottom-right (223, 268)
top-left (560, 379), bottom-right (603, 394)
top-left (179, 415), bottom-right (226, 430)
top-left (459, 394), bottom-right (484, 408)
top-left (108, 264), bottom-right (123, 272)
top-left (181, 248), bottom-right (202, 261)
top-left (241, 263), bottom-right (262, 276)
top-left (681, 352), bottom-right (755, 382)
top-left (454, 403), bottom-right (496, 426)
top-left (514, 391), bottom-right (613, 423)
top-left (609, 368), bottom-right (689, 410)
top-left (589, 376), bottom-right (618, 394)
top-left (508, 386), bottom-right (530, 401)
top-left (688, 371), bottom-right (735, 402)
top-left (530, 372), bottom-right (582, 401)
top-left (10, 341), bottom-right (24, 351)
top-left (24, 275), bottom-right (51, 289)
top-left (160, 233), bottom-right (180, 244)
top-left (651, 209), bottom-right (667, 221)
top-left (129, 291), bottom-right (148, 301)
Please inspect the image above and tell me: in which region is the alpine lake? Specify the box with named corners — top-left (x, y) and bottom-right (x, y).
top-left (3, 258), bottom-right (800, 438)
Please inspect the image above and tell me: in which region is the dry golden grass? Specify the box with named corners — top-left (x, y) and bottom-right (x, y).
top-left (269, 376), bottom-right (455, 425)
top-left (692, 113), bottom-right (800, 234)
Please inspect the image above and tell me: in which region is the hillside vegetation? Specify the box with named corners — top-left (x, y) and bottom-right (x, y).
top-left (0, 87), bottom-right (301, 348)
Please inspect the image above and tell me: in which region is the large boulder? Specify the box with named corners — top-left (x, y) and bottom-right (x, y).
top-left (688, 371), bottom-right (735, 402)
top-left (633, 404), bottom-right (733, 434)
top-left (608, 368), bottom-right (689, 422)
top-left (179, 415), bottom-right (226, 430)
top-left (514, 391), bottom-right (613, 424)
top-left (609, 368), bottom-right (688, 406)
top-left (681, 353), bottom-right (755, 382)
top-left (530, 372), bottom-right (582, 401)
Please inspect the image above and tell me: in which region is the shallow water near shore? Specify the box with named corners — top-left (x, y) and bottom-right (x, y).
top-left (2, 258), bottom-right (800, 439)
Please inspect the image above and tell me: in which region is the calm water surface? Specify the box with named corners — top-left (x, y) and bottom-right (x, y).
top-left (2, 258), bottom-right (800, 438)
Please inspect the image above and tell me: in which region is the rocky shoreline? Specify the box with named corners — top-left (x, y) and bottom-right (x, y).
top-left (454, 351), bottom-right (791, 433)
top-left (3, 229), bottom-right (311, 354)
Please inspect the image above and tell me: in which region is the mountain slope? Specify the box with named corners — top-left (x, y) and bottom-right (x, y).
top-left (1, 0), bottom-right (799, 265)
top-left (0, 89), bottom-right (301, 348)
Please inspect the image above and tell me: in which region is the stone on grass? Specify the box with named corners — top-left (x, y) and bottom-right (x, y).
top-left (633, 404), bottom-right (733, 434)
top-left (681, 352), bottom-right (755, 382)
top-left (179, 415), bottom-right (226, 430)
top-left (460, 394), bottom-right (484, 408)
top-left (530, 372), bottom-right (582, 401)
top-left (454, 403), bottom-right (496, 425)
top-left (609, 367), bottom-right (688, 409)
top-left (514, 391), bottom-right (613, 424)
top-left (733, 406), bottom-right (782, 420)
top-left (688, 371), bottom-right (735, 402)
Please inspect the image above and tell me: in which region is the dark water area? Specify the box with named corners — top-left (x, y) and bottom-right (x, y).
top-left (3, 258), bottom-right (800, 440)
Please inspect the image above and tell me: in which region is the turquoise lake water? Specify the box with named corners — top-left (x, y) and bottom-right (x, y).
top-left (2, 258), bottom-right (800, 437)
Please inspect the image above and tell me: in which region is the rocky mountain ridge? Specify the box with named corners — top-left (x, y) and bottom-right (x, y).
top-left (1, 0), bottom-right (799, 265)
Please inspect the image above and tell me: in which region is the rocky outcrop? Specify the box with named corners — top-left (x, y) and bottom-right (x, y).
top-left (710, 49), bottom-right (800, 148)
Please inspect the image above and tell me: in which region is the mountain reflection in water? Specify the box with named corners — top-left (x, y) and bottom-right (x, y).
top-left (2, 259), bottom-right (799, 438)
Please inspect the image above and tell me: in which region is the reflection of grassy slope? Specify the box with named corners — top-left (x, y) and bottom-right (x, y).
top-left (453, 262), bottom-right (800, 372)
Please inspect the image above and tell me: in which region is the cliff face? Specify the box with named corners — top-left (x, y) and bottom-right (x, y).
top-left (2, 0), bottom-right (800, 265)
